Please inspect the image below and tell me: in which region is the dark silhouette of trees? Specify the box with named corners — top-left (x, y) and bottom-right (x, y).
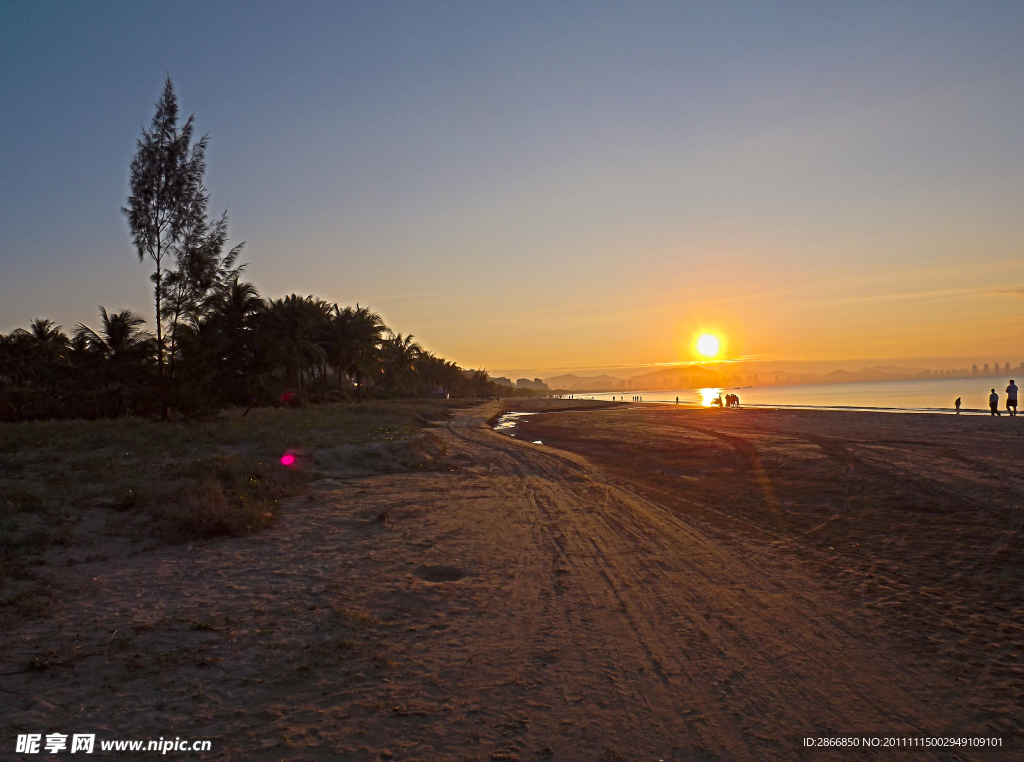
top-left (164, 204), bottom-right (245, 382)
top-left (0, 78), bottom-right (512, 422)
top-left (1, 290), bottom-right (509, 421)
top-left (74, 308), bottom-right (152, 360)
top-left (123, 76), bottom-right (208, 411)
top-left (262, 295), bottom-right (329, 406)
top-left (180, 277), bottom-right (269, 408)
top-left (379, 332), bottom-right (422, 395)
top-left (327, 305), bottom-right (385, 401)
top-left (21, 319), bottom-right (69, 349)
top-left (3, 320), bottom-right (69, 387)
top-left (73, 308), bottom-right (155, 416)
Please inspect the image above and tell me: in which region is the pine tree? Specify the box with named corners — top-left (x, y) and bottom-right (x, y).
top-left (123, 76), bottom-right (206, 414)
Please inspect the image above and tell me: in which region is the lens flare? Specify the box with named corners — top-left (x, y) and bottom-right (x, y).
top-left (280, 453), bottom-right (296, 467)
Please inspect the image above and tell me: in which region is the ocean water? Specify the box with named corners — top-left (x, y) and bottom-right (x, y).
top-left (576, 376), bottom-right (1020, 414)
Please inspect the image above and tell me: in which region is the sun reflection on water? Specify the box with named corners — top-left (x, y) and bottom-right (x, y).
top-left (699, 388), bottom-right (723, 407)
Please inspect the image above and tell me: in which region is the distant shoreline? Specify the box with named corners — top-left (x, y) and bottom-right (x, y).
top-left (542, 375), bottom-right (1018, 416)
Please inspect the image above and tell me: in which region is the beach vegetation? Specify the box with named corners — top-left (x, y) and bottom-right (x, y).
top-left (0, 78), bottom-right (521, 423)
top-left (0, 399), bottom-right (471, 619)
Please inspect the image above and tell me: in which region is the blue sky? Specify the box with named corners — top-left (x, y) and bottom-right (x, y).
top-left (2, 1), bottom-right (1023, 375)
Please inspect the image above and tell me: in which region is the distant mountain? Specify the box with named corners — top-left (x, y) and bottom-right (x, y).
top-left (625, 366), bottom-right (723, 389)
top-left (545, 367), bottom-right (725, 391)
top-left (544, 374), bottom-right (627, 391)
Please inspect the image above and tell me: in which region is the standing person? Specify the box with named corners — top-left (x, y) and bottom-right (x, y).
top-left (1007, 379), bottom-right (1018, 416)
top-left (989, 389), bottom-right (1001, 416)
top-left (955, 397), bottom-right (961, 414)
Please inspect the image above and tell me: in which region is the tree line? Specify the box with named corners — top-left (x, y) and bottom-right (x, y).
top-left (0, 78), bottom-right (503, 422)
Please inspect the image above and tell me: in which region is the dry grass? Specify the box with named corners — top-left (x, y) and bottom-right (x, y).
top-left (0, 399), bottom-right (471, 617)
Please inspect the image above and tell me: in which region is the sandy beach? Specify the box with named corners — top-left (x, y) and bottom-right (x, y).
top-left (2, 399), bottom-right (1021, 760)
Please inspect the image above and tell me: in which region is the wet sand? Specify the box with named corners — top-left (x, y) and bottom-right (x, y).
top-left (2, 400), bottom-right (1021, 760)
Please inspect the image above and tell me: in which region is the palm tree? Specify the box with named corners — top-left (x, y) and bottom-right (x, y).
top-left (326, 304), bottom-right (384, 401)
top-left (10, 319), bottom-right (70, 371)
top-left (73, 308), bottom-right (154, 416)
top-left (205, 277), bottom-right (263, 332)
top-left (164, 206), bottom-right (245, 379)
top-left (2, 320), bottom-right (68, 387)
top-left (417, 353), bottom-right (470, 397)
top-left (75, 308), bottom-right (153, 360)
top-left (262, 295), bottom-right (328, 405)
top-left (306, 297), bottom-right (337, 402)
top-left (380, 332), bottom-right (421, 395)
top-left (169, 277), bottom-right (269, 410)
top-left (21, 318), bottom-right (68, 345)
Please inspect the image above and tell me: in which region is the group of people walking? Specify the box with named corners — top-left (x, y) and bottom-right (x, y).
top-left (955, 380), bottom-right (1018, 416)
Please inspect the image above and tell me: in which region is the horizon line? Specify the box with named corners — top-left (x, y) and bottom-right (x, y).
top-left (490, 355), bottom-right (1019, 377)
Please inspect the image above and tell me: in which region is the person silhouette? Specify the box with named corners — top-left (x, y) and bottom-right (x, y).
top-left (954, 397), bottom-right (961, 415)
top-left (989, 389), bottom-right (1001, 416)
top-left (1007, 380), bottom-right (1018, 416)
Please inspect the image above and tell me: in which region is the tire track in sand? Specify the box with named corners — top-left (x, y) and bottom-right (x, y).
top-left (448, 411), bottom-right (972, 761)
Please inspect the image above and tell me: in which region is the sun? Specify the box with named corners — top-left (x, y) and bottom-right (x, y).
top-left (696, 333), bottom-right (721, 358)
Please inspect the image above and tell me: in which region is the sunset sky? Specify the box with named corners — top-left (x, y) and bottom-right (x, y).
top-left (2, 2), bottom-right (1022, 378)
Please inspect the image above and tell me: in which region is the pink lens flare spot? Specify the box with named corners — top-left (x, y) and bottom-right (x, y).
top-left (280, 453), bottom-right (296, 467)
